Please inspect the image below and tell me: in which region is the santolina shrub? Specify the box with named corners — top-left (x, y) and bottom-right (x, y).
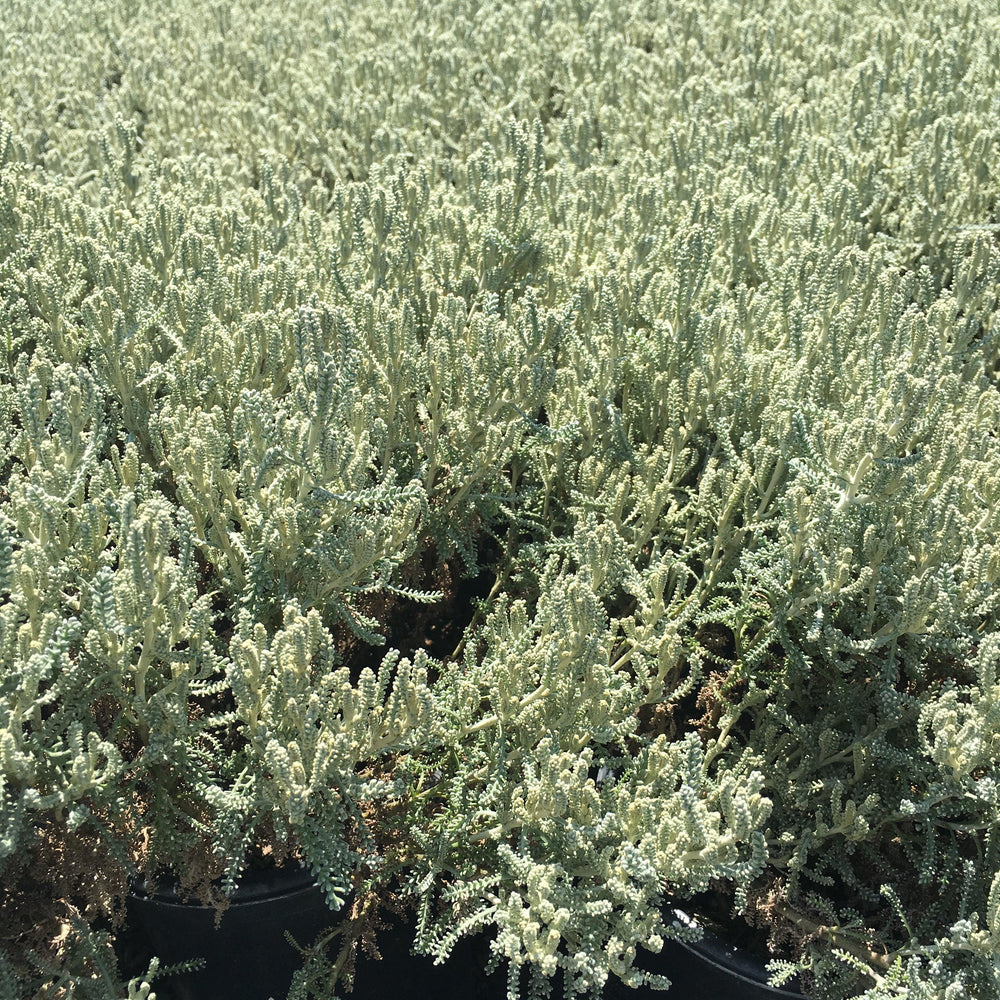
top-left (1, 0), bottom-right (999, 997)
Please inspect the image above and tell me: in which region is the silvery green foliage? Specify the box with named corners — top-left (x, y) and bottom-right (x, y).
top-left (227, 602), bottom-right (445, 907)
top-left (2, 0), bottom-right (1000, 996)
top-left (391, 560), bottom-right (771, 994)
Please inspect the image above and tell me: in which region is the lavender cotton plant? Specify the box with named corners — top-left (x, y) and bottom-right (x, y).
top-left (2, 0), bottom-right (1000, 998)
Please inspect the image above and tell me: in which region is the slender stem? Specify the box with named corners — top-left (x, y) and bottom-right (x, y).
top-left (459, 684), bottom-right (550, 737)
top-left (451, 565), bottom-right (507, 662)
top-left (774, 903), bottom-right (891, 980)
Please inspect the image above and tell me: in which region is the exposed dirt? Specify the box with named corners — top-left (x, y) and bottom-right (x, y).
top-left (333, 538), bottom-right (500, 682)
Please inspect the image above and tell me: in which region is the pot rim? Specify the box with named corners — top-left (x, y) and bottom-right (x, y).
top-left (130, 862), bottom-right (319, 907)
top-left (669, 907), bottom-right (804, 997)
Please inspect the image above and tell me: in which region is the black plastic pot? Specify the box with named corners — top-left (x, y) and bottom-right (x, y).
top-left (125, 866), bottom-right (334, 1000)
top-left (349, 906), bottom-right (803, 1000)
top-left (604, 906), bottom-right (805, 1000)
top-left (350, 912), bottom-right (508, 999)
top-left (125, 877), bottom-right (802, 1000)
top-left (125, 878), bottom-right (509, 1000)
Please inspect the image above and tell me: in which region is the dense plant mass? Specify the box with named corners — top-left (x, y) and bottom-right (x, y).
top-left (2, 0), bottom-right (1000, 997)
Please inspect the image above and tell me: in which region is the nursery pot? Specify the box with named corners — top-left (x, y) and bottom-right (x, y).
top-left (349, 912), bottom-right (507, 1000)
top-left (349, 906), bottom-right (803, 1000)
top-left (607, 906), bottom-right (805, 1000)
top-left (349, 906), bottom-right (805, 1000)
top-left (126, 882), bottom-right (803, 1000)
top-left (125, 865), bottom-right (334, 1000)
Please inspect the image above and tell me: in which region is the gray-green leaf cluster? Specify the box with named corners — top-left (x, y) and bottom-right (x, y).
top-left (2, 0), bottom-right (999, 997)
